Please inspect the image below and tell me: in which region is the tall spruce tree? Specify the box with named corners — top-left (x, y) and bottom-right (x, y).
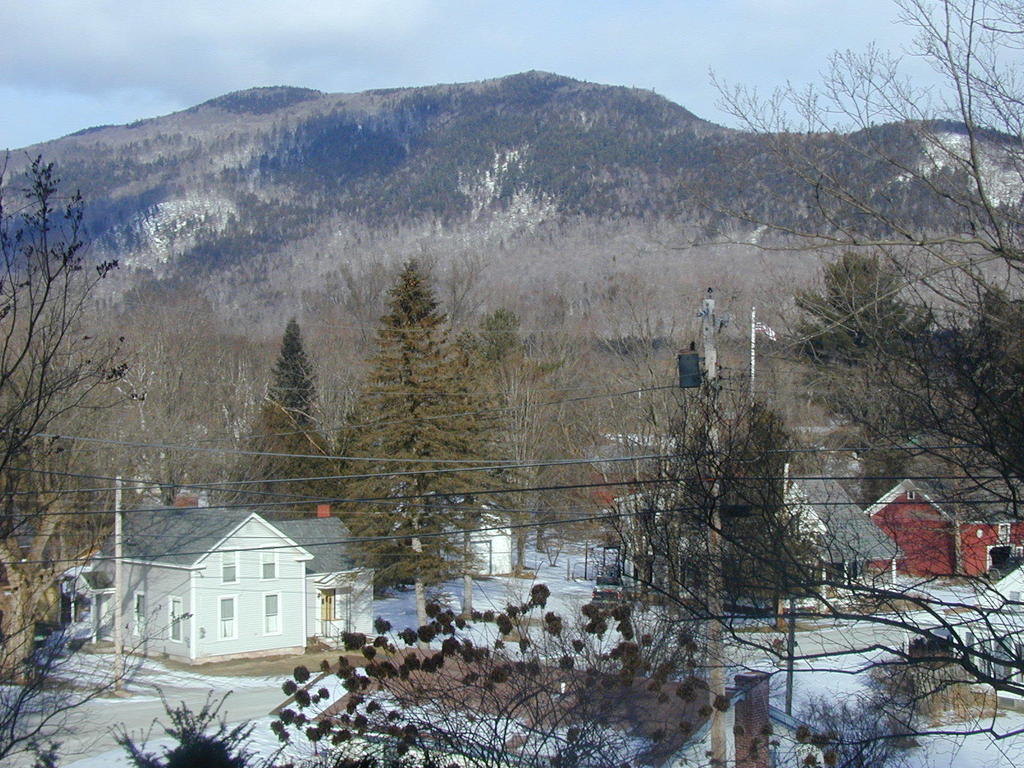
top-left (343, 261), bottom-right (492, 627)
top-left (269, 317), bottom-right (316, 425)
top-left (234, 319), bottom-right (330, 509)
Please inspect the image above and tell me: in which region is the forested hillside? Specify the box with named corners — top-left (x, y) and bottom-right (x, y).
top-left (3, 70), bottom-right (1006, 337)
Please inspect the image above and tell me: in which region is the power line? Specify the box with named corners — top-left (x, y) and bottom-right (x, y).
top-left (16, 509), bottom-right (637, 567)
top-left (33, 472), bottom-right (1024, 568)
top-left (31, 431), bottom-right (503, 463)
top-left (6, 432), bottom-right (1017, 500)
top-left (3, 476), bottom-right (677, 519)
top-left (4, 472), bottom-right (1020, 521)
top-left (18, 407), bottom-right (1016, 497)
top-left (7, 450), bottom-right (682, 496)
top-left (103, 384), bottom-right (682, 447)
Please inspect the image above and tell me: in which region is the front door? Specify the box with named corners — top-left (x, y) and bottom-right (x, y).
top-left (320, 589), bottom-right (335, 622)
top-left (319, 589), bottom-right (336, 641)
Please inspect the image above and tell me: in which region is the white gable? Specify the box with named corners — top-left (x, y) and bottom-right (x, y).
top-left (195, 512), bottom-right (314, 567)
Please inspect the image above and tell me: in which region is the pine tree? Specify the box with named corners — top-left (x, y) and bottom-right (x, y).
top-left (343, 261), bottom-right (492, 627)
top-left (795, 252), bottom-right (927, 365)
top-left (268, 317), bottom-right (316, 425)
top-left (233, 319), bottom-right (330, 509)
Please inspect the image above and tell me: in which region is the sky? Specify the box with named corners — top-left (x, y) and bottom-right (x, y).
top-left (0, 0), bottom-right (929, 150)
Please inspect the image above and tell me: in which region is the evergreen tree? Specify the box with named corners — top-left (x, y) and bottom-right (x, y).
top-left (268, 317), bottom-right (316, 424)
top-left (719, 401), bottom-right (810, 615)
top-left (343, 261), bottom-right (492, 627)
top-left (795, 252), bottom-right (927, 364)
top-left (231, 319), bottom-right (329, 509)
top-left (478, 307), bottom-right (524, 362)
top-left (473, 307), bottom-right (541, 572)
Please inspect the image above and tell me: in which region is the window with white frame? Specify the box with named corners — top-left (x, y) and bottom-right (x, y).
top-left (219, 596), bottom-right (236, 640)
top-left (169, 596), bottom-right (184, 642)
top-left (264, 593), bottom-right (280, 634)
top-left (260, 552), bottom-right (277, 580)
top-left (133, 593), bottom-right (146, 636)
top-left (221, 551), bottom-right (238, 584)
top-left (998, 523), bottom-right (1011, 544)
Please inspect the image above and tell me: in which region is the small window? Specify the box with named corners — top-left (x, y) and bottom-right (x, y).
top-left (133, 593), bottom-right (146, 636)
top-left (261, 552), bottom-right (277, 580)
top-left (222, 552), bottom-right (238, 584)
top-left (169, 597), bottom-right (183, 642)
top-left (906, 490), bottom-right (917, 501)
top-left (264, 593), bottom-right (280, 634)
top-left (219, 597), bottom-right (236, 640)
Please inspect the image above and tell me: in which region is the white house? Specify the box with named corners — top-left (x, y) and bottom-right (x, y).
top-left (85, 506), bottom-right (373, 663)
top-left (468, 509), bottom-right (513, 576)
top-left (785, 476), bottom-right (899, 585)
top-left (972, 563), bottom-right (1024, 707)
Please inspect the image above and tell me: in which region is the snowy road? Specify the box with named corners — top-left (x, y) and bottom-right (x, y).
top-left (7, 652), bottom-right (288, 768)
top-left (13, 559), bottom-right (1023, 767)
top-left (52, 683), bottom-right (285, 767)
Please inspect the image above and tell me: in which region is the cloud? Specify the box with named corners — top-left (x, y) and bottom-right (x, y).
top-left (2, 1), bottom-right (431, 102)
top-left (1, 0), bottom-right (924, 148)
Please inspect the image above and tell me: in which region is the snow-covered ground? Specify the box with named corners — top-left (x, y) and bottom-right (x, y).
top-left (59, 548), bottom-right (1024, 767)
top-left (374, 549), bottom-right (599, 629)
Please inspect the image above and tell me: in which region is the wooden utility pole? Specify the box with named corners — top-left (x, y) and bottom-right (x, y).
top-left (700, 289), bottom-right (727, 767)
top-left (749, 305), bottom-right (757, 402)
top-left (785, 595), bottom-right (797, 715)
top-left (113, 477), bottom-right (124, 692)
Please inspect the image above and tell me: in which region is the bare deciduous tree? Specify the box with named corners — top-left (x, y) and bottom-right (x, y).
top-left (0, 157), bottom-right (122, 760)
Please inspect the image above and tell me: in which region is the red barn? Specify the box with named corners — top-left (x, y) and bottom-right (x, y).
top-left (867, 480), bottom-right (1024, 577)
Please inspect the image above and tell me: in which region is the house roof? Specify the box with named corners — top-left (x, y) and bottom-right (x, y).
top-left (274, 517), bottom-right (360, 573)
top-left (80, 570), bottom-right (114, 590)
top-left (790, 478), bottom-right (898, 562)
top-left (116, 508), bottom-right (357, 573)
top-left (120, 507), bottom-right (255, 567)
top-left (866, 478), bottom-right (1021, 525)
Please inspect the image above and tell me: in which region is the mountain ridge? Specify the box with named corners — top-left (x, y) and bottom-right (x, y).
top-left (6, 72), bottom-right (730, 276)
top-left (2, 71), bottom-right (1010, 333)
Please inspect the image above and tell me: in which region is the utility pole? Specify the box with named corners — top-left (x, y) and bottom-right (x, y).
top-left (700, 288), bottom-right (727, 768)
top-left (749, 306), bottom-right (757, 401)
top-left (113, 476), bottom-right (124, 692)
top-left (785, 595), bottom-right (797, 715)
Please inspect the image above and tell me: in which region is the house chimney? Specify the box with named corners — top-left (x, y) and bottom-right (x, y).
top-left (316, 503), bottom-right (331, 518)
top-left (733, 672), bottom-right (771, 768)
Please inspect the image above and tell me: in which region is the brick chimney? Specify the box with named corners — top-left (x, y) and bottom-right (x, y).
top-left (316, 503), bottom-right (331, 518)
top-left (173, 493), bottom-right (199, 508)
top-left (733, 671), bottom-right (772, 768)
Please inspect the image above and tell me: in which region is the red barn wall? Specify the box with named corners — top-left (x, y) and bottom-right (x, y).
top-left (872, 495), bottom-right (954, 576)
top-left (958, 521), bottom-right (1024, 576)
top-left (874, 491), bottom-right (1024, 576)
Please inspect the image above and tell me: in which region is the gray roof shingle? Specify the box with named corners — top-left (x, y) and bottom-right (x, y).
top-left (274, 518), bottom-right (359, 574)
top-left (795, 478), bottom-right (898, 562)
top-left (121, 507), bottom-right (253, 567)
top-left (117, 508), bottom-right (359, 574)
